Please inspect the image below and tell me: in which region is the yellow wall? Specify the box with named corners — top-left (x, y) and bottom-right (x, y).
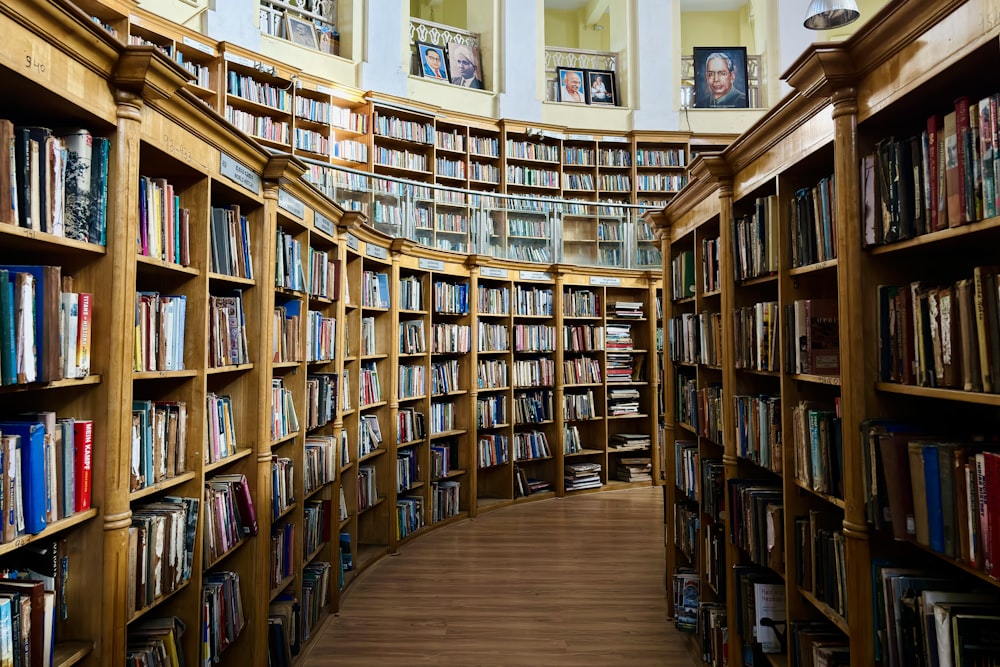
top-left (545, 8), bottom-right (580, 48)
top-left (410, 0), bottom-right (466, 27)
top-left (680, 11), bottom-right (744, 54)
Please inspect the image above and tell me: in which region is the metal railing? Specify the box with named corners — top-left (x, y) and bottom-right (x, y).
top-left (300, 158), bottom-right (663, 270)
top-left (259, 0), bottom-right (338, 53)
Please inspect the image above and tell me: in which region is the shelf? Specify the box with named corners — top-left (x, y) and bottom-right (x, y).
top-left (207, 271), bottom-right (256, 286)
top-left (269, 574), bottom-right (295, 602)
top-left (205, 535), bottom-right (250, 569)
top-left (136, 254), bottom-right (199, 276)
top-left (430, 429), bottom-right (467, 440)
top-left (398, 394), bottom-right (428, 403)
top-left (564, 448), bottom-right (605, 458)
top-left (272, 360), bottom-right (301, 369)
top-left (477, 385), bottom-right (511, 392)
top-left (54, 641), bottom-right (94, 667)
top-left (737, 273), bottom-right (778, 287)
top-left (359, 400), bottom-right (388, 410)
top-left (793, 480), bottom-right (846, 509)
top-left (127, 578), bottom-right (192, 625)
top-left (798, 587), bottom-right (849, 634)
top-left (875, 382), bottom-right (1000, 406)
top-left (0, 224), bottom-right (107, 255)
top-left (358, 447), bottom-right (387, 463)
top-left (0, 508), bottom-right (98, 558)
top-left (204, 447), bottom-right (254, 473)
top-left (0, 375), bottom-right (102, 393)
top-left (788, 257), bottom-right (838, 275)
top-left (788, 373), bottom-right (841, 387)
top-left (359, 497), bottom-right (386, 515)
top-left (270, 431), bottom-right (300, 448)
top-left (477, 422), bottom-right (510, 429)
top-left (129, 471), bottom-right (198, 502)
top-left (869, 214), bottom-right (1000, 255)
top-left (398, 481), bottom-right (425, 493)
top-left (206, 363), bottom-right (254, 375)
top-left (432, 469), bottom-right (467, 482)
top-left (397, 438), bottom-right (426, 449)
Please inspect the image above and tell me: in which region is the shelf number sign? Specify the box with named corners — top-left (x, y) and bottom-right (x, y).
top-left (25, 53), bottom-right (46, 75)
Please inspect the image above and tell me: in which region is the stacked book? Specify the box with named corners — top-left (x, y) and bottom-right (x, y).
top-left (617, 457), bottom-right (652, 482)
top-left (609, 301), bottom-right (644, 319)
top-left (608, 387), bottom-right (641, 416)
top-left (610, 433), bottom-right (650, 451)
top-left (564, 462), bottom-right (602, 490)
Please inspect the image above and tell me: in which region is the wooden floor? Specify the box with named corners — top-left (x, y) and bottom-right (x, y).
top-left (302, 486), bottom-right (697, 666)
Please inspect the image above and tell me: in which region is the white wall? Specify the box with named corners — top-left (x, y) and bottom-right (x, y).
top-left (631, 0), bottom-right (680, 131)
top-left (498, 0), bottom-right (544, 122)
top-left (360, 0), bottom-right (409, 96)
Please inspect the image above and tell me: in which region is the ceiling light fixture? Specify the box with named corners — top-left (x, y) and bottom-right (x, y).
top-left (803, 0), bottom-right (860, 30)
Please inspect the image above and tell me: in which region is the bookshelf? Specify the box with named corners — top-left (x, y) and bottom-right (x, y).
top-left (220, 43), bottom-right (296, 153)
top-left (511, 269), bottom-right (558, 500)
top-left (371, 102), bottom-right (435, 184)
top-left (472, 262), bottom-right (515, 512)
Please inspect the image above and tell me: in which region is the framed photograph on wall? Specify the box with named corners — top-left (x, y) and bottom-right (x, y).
top-left (416, 42), bottom-right (450, 81)
top-left (447, 42), bottom-right (484, 89)
top-left (692, 46), bottom-right (749, 109)
top-left (585, 69), bottom-right (616, 106)
top-left (556, 67), bottom-right (586, 104)
top-left (285, 14), bottom-right (318, 50)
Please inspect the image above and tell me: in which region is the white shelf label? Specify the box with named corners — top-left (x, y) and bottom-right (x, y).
top-left (224, 52), bottom-right (255, 68)
top-left (519, 270), bottom-right (551, 281)
top-left (418, 258), bottom-right (445, 271)
top-left (566, 134), bottom-right (593, 141)
top-left (182, 36), bottom-right (214, 55)
top-left (366, 244), bottom-right (388, 260)
top-left (589, 276), bottom-right (621, 286)
top-left (219, 153), bottom-right (261, 194)
top-left (314, 212), bottom-right (334, 236)
top-left (316, 84), bottom-right (335, 95)
top-left (278, 190), bottom-right (305, 218)
top-left (601, 135), bottom-right (629, 143)
top-left (346, 233), bottom-right (359, 251)
top-left (480, 267), bottom-right (508, 279)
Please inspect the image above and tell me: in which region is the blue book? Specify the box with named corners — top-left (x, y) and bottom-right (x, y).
top-left (0, 421), bottom-right (47, 534)
top-left (0, 270), bottom-right (15, 385)
top-left (922, 444), bottom-right (944, 553)
top-left (0, 265), bottom-right (61, 383)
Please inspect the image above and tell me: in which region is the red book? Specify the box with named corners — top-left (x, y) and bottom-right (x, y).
top-left (73, 419), bottom-right (92, 511)
top-left (955, 97), bottom-right (972, 225)
top-left (927, 114), bottom-right (942, 231)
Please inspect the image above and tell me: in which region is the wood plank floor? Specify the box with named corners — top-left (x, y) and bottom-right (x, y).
top-left (301, 486), bottom-right (697, 666)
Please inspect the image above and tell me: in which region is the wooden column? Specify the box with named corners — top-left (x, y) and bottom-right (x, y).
top-left (105, 48), bottom-right (193, 667)
top-left (830, 84), bottom-right (875, 666)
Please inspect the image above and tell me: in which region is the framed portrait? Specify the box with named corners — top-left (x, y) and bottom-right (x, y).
top-left (556, 67), bottom-right (586, 104)
top-left (584, 69), bottom-right (616, 106)
top-left (285, 14), bottom-right (318, 50)
top-left (692, 46), bottom-right (749, 109)
top-left (447, 42), bottom-right (484, 90)
top-left (416, 42), bottom-right (450, 81)
top-left (316, 25), bottom-right (339, 56)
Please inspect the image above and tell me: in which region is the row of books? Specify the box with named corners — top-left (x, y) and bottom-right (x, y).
top-left (0, 122), bottom-right (109, 244)
top-left (879, 269), bottom-right (1000, 393)
top-left (0, 266), bottom-right (92, 385)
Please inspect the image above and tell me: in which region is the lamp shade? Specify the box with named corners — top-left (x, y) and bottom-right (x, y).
top-left (803, 0), bottom-right (860, 30)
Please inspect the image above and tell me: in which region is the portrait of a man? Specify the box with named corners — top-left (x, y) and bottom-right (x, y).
top-left (448, 43), bottom-right (483, 89)
top-left (693, 47), bottom-right (749, 109)
top-left (285, 14), bottom-right (318, 50)
top-left (417, 43), bottom-right (449, 80)
top-left (557, 68), bottom-right (586, 104)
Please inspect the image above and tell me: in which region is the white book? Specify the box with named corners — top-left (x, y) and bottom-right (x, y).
top-left (61, 291), bottom-right (78, 379)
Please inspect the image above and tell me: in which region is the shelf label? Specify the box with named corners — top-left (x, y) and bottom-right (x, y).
top-left (366, 244), bottom-right (388, 260)
top-left (589, 276), bottom-right (621, 287)
top-left (540, 130), bottom-right (565, 140)
top-left (219, 153), bottom-right (261, 194)
top-left (346, 233), bottom-right (359, 251)
top-left (601, 135), bottom-right (629, 143)
top-left (519, 270), bottom-right (551, 281)
top-left (182, 36), bottom-right (214, 55)
top-left (566, 134), bottom-right (593, 141)
top-left (278, 190), bottom-right (306, 218)
top-left (314, 212), bottom-right (334, 236)
top-left (316, 84), bottom-right (335, 95)
top-left (418, 258), bottom-right (445, 271)
top-left (480, 267), bottom-right (508, 279)
top-left (224, 52), bottom-right (255, 68)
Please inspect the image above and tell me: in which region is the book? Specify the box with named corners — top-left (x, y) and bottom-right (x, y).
top-left (0, 421), bottom-right (46, 535)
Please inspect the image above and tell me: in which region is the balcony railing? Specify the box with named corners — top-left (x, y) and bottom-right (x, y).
top-left (544, 47), bottom-right (618, 104)
top-left (260, 0), bottom-right (338, 54)
top-left (300, 159), bottom-right (662, 270)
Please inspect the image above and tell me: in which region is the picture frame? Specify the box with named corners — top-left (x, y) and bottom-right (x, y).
top-left (416, 42), bottom-right (450, 81)
top-left (446, 42), bottom-right (484, 90)
top-left (692, 46), bottom-right (749, 109)
top-left (556, 67), bottom-right (586, 104)
top-left (584, 69), bottom-right (616, 106)
top-left (285, 14), bottom-right (318, 50)
top-left (316, 24), bottom-right (338, 56)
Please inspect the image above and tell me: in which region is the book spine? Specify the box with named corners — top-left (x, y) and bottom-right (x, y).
top-left (73, 420), bottom-right (92, 512)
